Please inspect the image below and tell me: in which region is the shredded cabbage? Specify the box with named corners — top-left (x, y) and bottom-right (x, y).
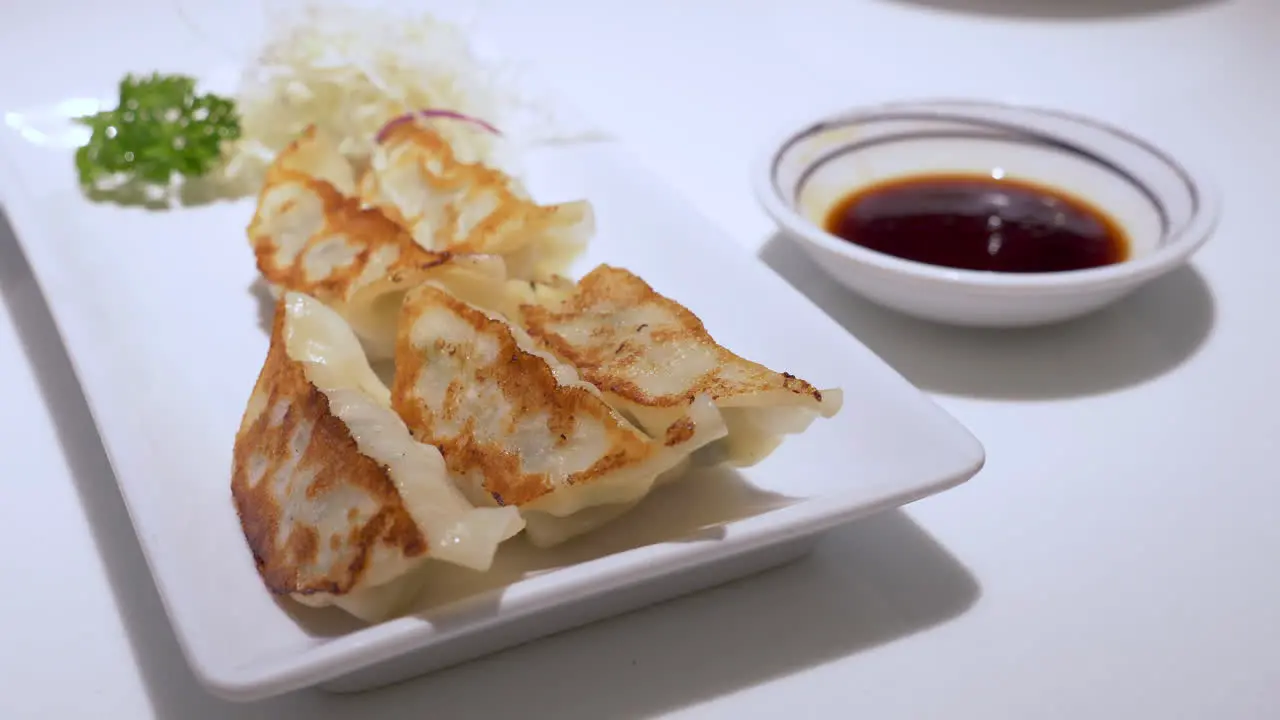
top-left (226, 2), bottom-right (603, 182)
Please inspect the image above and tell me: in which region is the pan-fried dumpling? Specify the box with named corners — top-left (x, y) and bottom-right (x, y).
top-left (391, 284), bottom-right (727, 546)
top-left (231, 292), bottom-right (523, 622)
top-left (247, 128), bottom-right (509, 359)
top-left (520, 265), bottom-right (843, 468)
top-left (358, 122), bottom-right (594, 281)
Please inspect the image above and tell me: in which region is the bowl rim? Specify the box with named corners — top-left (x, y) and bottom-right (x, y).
top-left (752, 97), bottom-right (1222, 292)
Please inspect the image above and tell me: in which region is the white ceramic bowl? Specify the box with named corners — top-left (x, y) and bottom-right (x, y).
top-left (754, 99), bottom-right (1220, 327)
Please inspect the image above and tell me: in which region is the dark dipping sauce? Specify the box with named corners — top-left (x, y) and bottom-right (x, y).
top-left (823, 173), bottom-right (1129, 273)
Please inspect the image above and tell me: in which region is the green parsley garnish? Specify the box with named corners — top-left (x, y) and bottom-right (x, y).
top-left (74, 73), bottom-right (241, 189)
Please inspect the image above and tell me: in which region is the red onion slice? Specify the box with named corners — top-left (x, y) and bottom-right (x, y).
top-left (375, 110), bottom-right (503, 143)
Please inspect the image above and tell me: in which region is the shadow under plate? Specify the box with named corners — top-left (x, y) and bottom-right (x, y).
top-left (759, 233), bottom-right (1215, 400)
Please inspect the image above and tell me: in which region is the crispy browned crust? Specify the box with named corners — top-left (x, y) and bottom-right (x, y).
top-left (521, 265), bottom-right (824, 407)
top-left (369, 123), bottom-right (576, 254)
top-left (391, 285), bottom-right (655, 507)
top-left (246, 129), bottom-right (454, 304)
top-left (663, 417), bottom-right (697, 447)
top-left (231, 302), bottom-right (427, 598)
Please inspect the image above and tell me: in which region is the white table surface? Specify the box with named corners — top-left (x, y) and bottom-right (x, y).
top-left (2, 0), bottom-right (1277, 717)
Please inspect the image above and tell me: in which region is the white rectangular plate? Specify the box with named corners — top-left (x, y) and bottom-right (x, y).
top-left (0, 102), bottom-right (983, 701)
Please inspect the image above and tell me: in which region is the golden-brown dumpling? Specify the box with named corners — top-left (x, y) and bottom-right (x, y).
top-left (520, 265), bottom-right (843, 467)
top-left (359, 122), bottom-right (594, 281)
top-left (246, 127), bottom-right (509, 359)
top-left (231, 292), bottom-right (523, 622)
top-left (390, 284), bottom-right (727, 546)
